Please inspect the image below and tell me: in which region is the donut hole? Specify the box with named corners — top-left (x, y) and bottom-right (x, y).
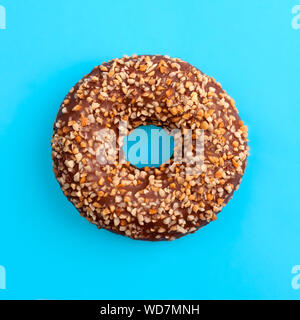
top-left (123, 125), bottom-right (174, 168)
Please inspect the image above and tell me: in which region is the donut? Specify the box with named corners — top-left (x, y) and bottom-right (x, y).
top-left (51, 54), bottom-right (249, 241)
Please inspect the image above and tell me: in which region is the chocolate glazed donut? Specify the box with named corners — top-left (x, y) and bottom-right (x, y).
top-left (51, 54), bottom-right (249, 241)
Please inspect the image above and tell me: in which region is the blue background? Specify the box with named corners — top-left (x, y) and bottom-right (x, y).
top-left (123, 125), bottom-right (175, 168)
top-left (0, 0), bottom-right (299, 300)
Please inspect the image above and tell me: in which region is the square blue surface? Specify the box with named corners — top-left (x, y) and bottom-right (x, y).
top-left (0, 0), bottom-right (300, 300)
